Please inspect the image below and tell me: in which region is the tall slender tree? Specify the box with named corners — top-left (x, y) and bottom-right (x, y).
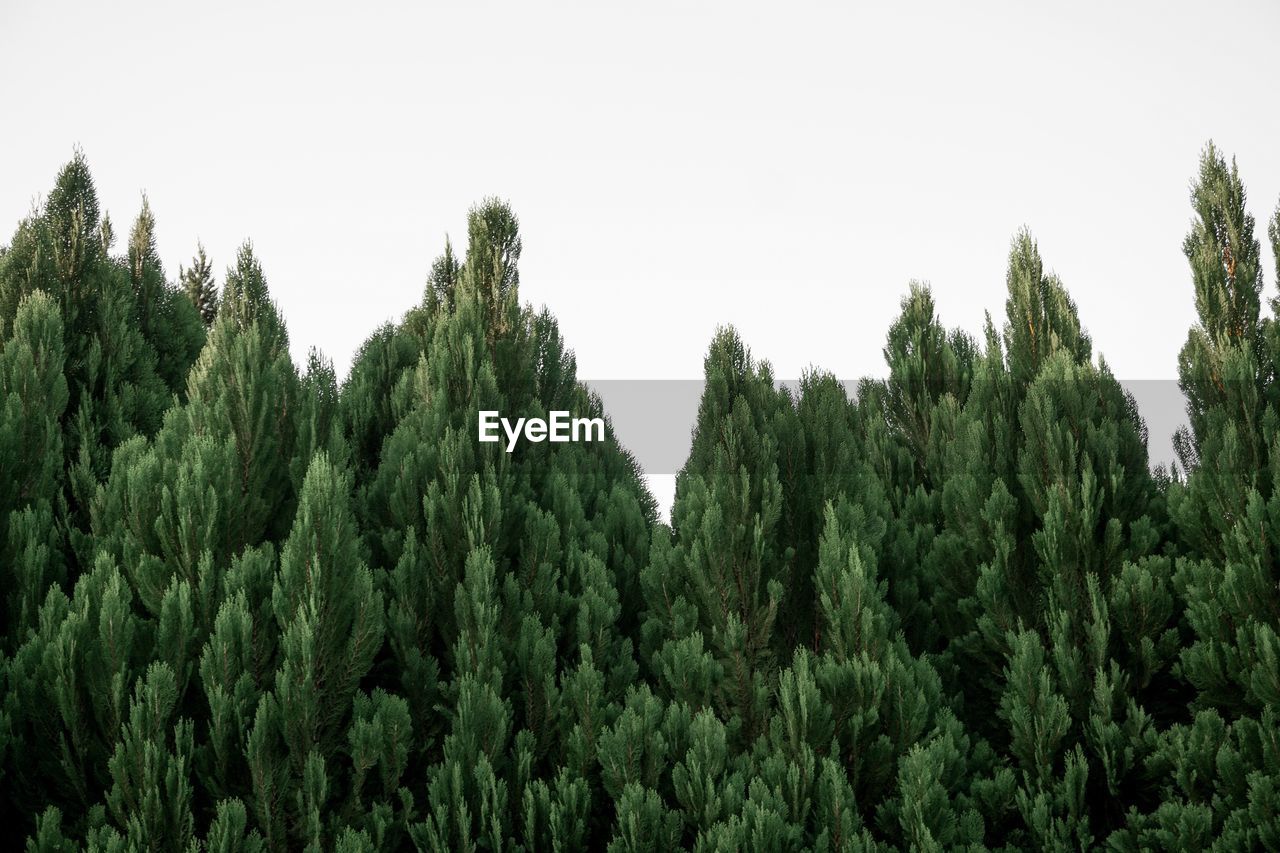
top-left (0, 290), bottom-right (68, 641)
top-left (181, 242), bottom-right (219, 327)
top-left (1117, 144), bottom-right (1280, 849)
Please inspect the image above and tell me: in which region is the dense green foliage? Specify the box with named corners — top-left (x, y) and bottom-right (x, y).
top-left (1, 144), bottom-right (1278, 851)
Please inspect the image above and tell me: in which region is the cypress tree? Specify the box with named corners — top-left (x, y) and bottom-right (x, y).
top-left (862, 233), bottom-right (1177, 847)
top-left (803, 501), bottom-right (979, 848)
top-left (7, 145), bottom-right (1280, 851)
top-left (339, 322), bottom-right (417, 481)
top-left (4, 553), bottom-right (145, 834)
top-left (0, 152), bottom-right (172, 571)
top-left (641, 328), bottom-right (793, 746)
top-left (103, 662), bottom-right (197, 849)
top-left (361, 199), bottom-right (654, 848)
top-left (0, 291), bottom-right (69, 640)
top-left (89, 240), bottom-right (299, 623)
top-left (126, 197), bottom-right (166, 340)
top-left (123, 196), bottom-right (207, 399)
top-left (1121, 143), bottom-right (1280, 848)
top-left (243, 452), bottom-right (386, 849)
top-left (869, 283), bottom-right (977, 655)
top-left (181, 242), bottom-right (219, 327)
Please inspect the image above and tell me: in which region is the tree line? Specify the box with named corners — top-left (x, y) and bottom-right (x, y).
top-left (1, 143), bottom-right (1278, 851)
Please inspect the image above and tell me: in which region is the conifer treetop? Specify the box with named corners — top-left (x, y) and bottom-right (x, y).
top-left (1184, 141), bottom-right (1263, 346)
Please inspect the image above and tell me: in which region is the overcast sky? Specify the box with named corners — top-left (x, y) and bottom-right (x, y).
top-left (4, 1), bottom-right (1280, 515)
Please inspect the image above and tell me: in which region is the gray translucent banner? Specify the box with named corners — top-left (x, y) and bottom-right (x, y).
top-left (582, 379), bottom-right (1191, 477)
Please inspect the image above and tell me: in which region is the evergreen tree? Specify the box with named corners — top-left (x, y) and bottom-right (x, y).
top-left (181, 242), bottom-right (219, 327)
top-left (805, 501), bottom-right (979, 848)
top-left (4, 553), bottom-right (146, 834)
top-left (243, 452), bottom-right (386, 850)
top-left (642, 328), bottom-right (794, 746)
top-left (1119, 143), bottom-right (1280, 848)
top-left (124, 196), bottom-right (207, 397)
top-left (0, 290), bottom-right (68, 642)
top-left (89, 240), bottom-right (299, 624)
top-left (6, 145), bottom-right (1280, 851)
top-left (860, 232), bottom-right (1179, 846)
top-left (0, 152), bottom-right (175, 573)
top-left (361, 199), bottom-right (654, 848)
top-left (339, 322), bottom-right (417, 481)
top-left (868, 283), bottom-right (977, 654)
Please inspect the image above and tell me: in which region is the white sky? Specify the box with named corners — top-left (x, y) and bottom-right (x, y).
top-left (4, 1), bottom-right (1280, 516)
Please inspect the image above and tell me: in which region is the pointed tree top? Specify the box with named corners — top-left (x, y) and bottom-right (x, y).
top-left (43, 149), bottom-right (103, 277)
top-left (180, 242), bottom-right (218, 327)
top-left (1003, 229), bottom-right (1090, 385)
top-left (1184, 140), bottom-right (1263, 345)
top-left (127, 195), bottom-right (162, 284)
top-left (463, 198), bottom-right (522, 308)
top-left (44, 148), bottom-right (101, 236)
top-left (217, 241), bottom-right (285, 345)
top-left (425, 237), bottom-right (461, 313)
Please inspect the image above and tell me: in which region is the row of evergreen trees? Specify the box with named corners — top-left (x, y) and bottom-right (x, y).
top-left (0, 144), bottom-right (1277, 851)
